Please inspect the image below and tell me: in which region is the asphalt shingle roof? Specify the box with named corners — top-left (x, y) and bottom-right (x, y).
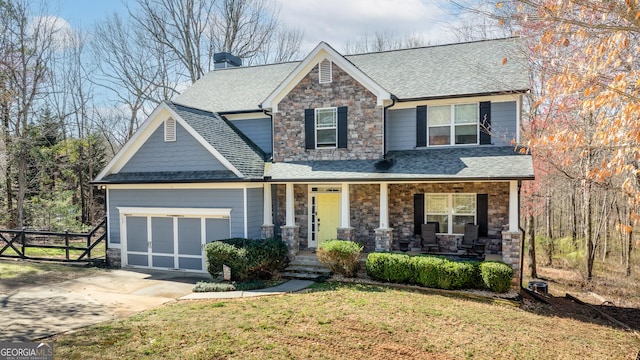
top-left (101, 170), bottom-right (238, 183)
top-left (167, 102), bottom-right (266, 179)
top-left (175, 38), bottom-right (529, 112)
top-left (265, 146), bottom-right (533, 181)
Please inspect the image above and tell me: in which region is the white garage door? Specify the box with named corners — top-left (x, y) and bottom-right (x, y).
top-left (119, 207), bottom-right (231, 272)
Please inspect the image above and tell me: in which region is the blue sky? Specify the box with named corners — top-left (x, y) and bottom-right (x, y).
top-left (48, 0), bottom-right (473, 53)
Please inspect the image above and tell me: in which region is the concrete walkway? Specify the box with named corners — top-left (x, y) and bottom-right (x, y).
top-left (0, 269), bottom-right (313, 342)
top-left (179, 279), bottom-right (315, 300)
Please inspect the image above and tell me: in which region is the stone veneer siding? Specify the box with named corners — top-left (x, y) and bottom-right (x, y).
top-left (388, 182), bottom-right (510, 247)
top-left (350, 184), bottom-right (380, 252)
top-left (273, 63), bottom-right (383, 162)
top-left (276, 184), bottom-right (309, 249)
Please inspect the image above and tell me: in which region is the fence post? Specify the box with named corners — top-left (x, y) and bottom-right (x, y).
top-left (86, 231), bottom-right (91, 260)
top-left (21, 227), bottom-right (26, 259)
top-left (65, 230), bottom-right (70, 261)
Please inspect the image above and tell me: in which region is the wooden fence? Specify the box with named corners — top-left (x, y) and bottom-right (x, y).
top-left (0, 218), bottom-right (107, 262)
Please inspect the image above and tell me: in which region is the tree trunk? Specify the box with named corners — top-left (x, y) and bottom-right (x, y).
top-left (527, 214), bottom-right (538, 279)
top-left (571, 188), bottom-right (577, 249)
top-left (545, 191), bottom-right (554, 265)
top-left (584, 153), bottom-right (594, 281)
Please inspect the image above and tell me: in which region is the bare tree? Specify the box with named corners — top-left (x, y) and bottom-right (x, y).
top-left (344, 31), bottom-right (430, 54)
top-left (0, 0), bottom-right (58, 228)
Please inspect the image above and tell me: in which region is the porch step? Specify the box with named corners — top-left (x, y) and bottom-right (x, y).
top-left (282, 254), bottom-right (332, 281)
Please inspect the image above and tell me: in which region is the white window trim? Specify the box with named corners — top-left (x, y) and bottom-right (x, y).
top-left (427, 103), bottom-right (479, 147)
top-left (319, 59), bottom-right (332, 84)
top-left (164, 117), bottom-right (176, 142)
top-left (315, 107), bottom-right (337, 149)
top-left (425, 193), bottom-right (476, 235)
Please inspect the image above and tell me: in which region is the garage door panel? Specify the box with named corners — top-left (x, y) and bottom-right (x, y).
top-left (179, 257), bottom-right (202, 271)
top-left (152, 255), bottom-right (175, 268)
top-left (206, 218), bottom-right (230, 243)
top-left (178, 218), bottom-right (201, 255)
top-left (126, 216), bottom-right (148, 252)
top-left (128, 253), bottom-right (148, 266)
top-left (151, 217), bottom-right (174, 254)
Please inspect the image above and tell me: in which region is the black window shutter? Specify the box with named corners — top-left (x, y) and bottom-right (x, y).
top-left (304, 108), bottom-right (315, 149)
top-left (479, 101), bottom-right (491, 145)
top-left (337, 106), bottom-right (348, 148)
top-left (416, 106), bottom-right (427, 147)
top-left (414, 193), bottom-right (425, 235)
top-left (477, 194), bottom-right (488, 237)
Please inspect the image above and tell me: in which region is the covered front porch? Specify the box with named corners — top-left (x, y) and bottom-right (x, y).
top-left (259, 181), bottom-right (522, 272)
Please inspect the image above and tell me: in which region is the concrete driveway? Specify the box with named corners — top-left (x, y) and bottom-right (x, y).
top-left (0, 269), bottom-right (208, 342)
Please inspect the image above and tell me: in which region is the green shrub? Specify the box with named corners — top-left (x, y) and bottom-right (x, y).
top-left (366, 253), bottom-right (413, 283)
top-left (317, 240), bottom-right (364, 277)
top-left (480, 261), bottom-right (513, 293)
top-left (367, 252), bottom-right (496, 291)
top-left (205, 238), bottom-right (288, 281)
top-left (205, 241), bottom-right (249, 281)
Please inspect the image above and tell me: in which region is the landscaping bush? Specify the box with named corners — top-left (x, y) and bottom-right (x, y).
top-left (193, 279), bottom-right (281, 292)
top-left (366, 253), bottom-right (504, 291)
top-left (205, 241), bottom-right (249, 281)
top-left (366, 253), bottom-right (413, 283)
top-left (205, 238), bottom-right (288, 281)
top-left (480, 261), bottom-right (513, 293)
top-left (317, 240), bottom-right (364, 277)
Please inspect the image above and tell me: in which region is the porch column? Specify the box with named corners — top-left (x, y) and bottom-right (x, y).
top-left (502, 180), bottom-right (521, 281)
top-left (375, 182), bottom-right (392, 251)
top-left (260, 184), bottom-right (274, 239)
top-left (508, 180), bottom-right (518, 232)
top-left (281, 183), bottom-right (299, 258)
top-left (337, 183), bottom-right (354, 241)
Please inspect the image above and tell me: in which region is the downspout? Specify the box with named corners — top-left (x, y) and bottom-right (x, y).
top-left (382, 96), bottom-right (397, 159)
top-left (518, 180), bottom-right (525, 290)
top-left (261, 107), bottom-right (273, 162)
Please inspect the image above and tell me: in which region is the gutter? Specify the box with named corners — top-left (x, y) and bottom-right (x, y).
top-left (394, 89), bottom-right (530, 103)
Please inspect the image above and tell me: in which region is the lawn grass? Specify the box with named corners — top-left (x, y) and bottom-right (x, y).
top-left (54, 282), bottom-right (640, 359)
top-left (1, 243), bottom-right (106, 260)
top-left (0, 259), bottom-right (101, 293)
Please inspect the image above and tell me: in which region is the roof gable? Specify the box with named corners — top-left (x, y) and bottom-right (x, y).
top-left (95, 102), bottom-right (264, 182)
top-left (261, 42), bottom-right (392, 112)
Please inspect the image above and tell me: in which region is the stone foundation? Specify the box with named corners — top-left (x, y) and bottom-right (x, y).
top-left (281, 225), bottom-right (300, 259)
top-left (106, 248), bottom-right (121, 268)
top-left (261, 224), bottom-right (275, 239)
top-left (337, 227), bottom-right (355, 241)
top-left (374, 228), bottom-right (393, 251)
top-left (501, 231), bottom-right (521, 275)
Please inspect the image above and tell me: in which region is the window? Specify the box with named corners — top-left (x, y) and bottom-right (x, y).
top-left (164, 118), bottom-right (176, 142)
top-left (427, 103), bottom-right (478, 146)
top-left (425, 194), bottom-right (476, 234)
top-left (319, 59), bottom-right (332, 83)
top-left (315, 107), bottom-right (337, 147)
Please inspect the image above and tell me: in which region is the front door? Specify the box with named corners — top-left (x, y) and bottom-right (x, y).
top-left (309, 191), bottom-right (341, 248)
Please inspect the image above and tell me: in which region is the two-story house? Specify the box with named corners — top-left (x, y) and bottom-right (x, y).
top-left (94, 38), bottom-right (533, 275)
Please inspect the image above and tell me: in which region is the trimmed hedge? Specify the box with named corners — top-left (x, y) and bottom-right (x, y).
top-left (366, 252), bottom-right (513, 293)
top-left (205, 238), bottom-right (288, 281)
top-left (480, 261), bottom-right (513, 293)
top-left (317, 240), bottom-right (364, 277)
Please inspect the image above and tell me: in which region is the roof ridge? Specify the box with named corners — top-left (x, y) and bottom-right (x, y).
top-left (345, 36), bottom-right (522, 57)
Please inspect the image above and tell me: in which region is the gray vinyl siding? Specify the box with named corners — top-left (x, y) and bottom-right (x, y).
top-left (386, 108), bottom-right (416, 151)
top-left (246, 187), bottom-right (264, 239)
top-left (490, 101), bottom-right (517, 146)
top-left (230, 118), bottom-right (272, 154)
top-left (120, 122), bottom-right (227, 173)
top-left (108, 188), bottom-right (244, 245)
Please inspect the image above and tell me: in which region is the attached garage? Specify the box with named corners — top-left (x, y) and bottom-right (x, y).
top-left (119, 207), bottom-right (231, 272)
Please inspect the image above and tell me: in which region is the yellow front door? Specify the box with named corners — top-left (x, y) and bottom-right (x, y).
top-left (315, 193), bottom-right (340, 247)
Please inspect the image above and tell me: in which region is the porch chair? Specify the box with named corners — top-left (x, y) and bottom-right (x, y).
top-left (459, 223), bottom-right (482, 255)
top-left (419, 223), bottom-right (439, 253)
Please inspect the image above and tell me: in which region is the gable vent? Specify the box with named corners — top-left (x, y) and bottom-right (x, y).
top-left (164, 117), bottom-right (176, 142)
top-left (319, 59), bottom-right (332, 84)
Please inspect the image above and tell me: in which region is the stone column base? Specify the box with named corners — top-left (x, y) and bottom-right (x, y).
top-left (337, 227), bottom-right (355, 241)
top-left (106, 248), bottom-right (121, 268)
top-left (261, 224), bottom-right (275, 239)
top-left (281, 225), bottom-right (300, 259)
top-left (374, 228), bottom-right (393, 252)
top-left (501, 231), bottom-right (521, 276)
